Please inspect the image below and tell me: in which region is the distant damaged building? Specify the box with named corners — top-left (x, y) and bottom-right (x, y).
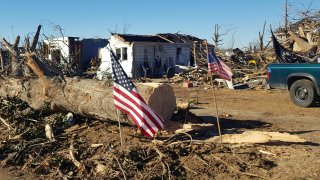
top-left (43, 37), bottom-right (107, 72)
top-left (97, 33), bottom-right (213, 79)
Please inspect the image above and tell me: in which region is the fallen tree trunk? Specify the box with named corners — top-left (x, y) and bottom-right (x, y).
top-left (0, 77), bottom-right (176, 125)
top-left (0, 25), bottom-right (176, 126)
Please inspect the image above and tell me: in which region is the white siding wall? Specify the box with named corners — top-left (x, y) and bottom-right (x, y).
top-left (44, 37), bottom-right (70, 62)
top-left (97, 36), bottom-right (192, 79)
top-left (133, 43), bottom-right (155, 78)
top-left (177, 45), bottom-right (191, 66)
top-left (97, 36), bottom-right (134, 79)
top-left (133, 43), bottom-right (191, 77)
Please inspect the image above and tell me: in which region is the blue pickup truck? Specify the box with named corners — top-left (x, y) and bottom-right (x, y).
top-left (267, 63), bottom-right (320, 107)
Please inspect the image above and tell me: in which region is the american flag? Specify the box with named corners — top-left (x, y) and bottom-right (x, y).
top-left (110, 49), bottom-right (164, 138)
top-left (207, 52), bottom-right (233, 81)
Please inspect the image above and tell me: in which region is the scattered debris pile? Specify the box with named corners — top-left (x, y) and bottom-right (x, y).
top-left (274, 14), bottom-right (320, 62)
top-left (170, 49), bottom-right (269, 89)
top-left (0, 96), bottom-right (277, 179)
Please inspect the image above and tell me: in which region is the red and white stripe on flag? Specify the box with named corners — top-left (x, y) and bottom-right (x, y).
top-left (217, 59), bottom-right (233, 81)
top-left (113, 83), bottom-right (164, 137)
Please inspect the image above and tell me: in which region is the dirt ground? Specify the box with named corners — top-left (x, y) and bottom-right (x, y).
top-left (174, 85), bottom-right (320, 179)
top-left (0, 84), bottom-right (319, 179)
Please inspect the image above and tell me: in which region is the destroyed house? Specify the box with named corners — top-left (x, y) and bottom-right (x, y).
top-left (274, 17), bottom-right (319, 52)
top-left (157, 33), bottom-right (215, 65)
top-left (97, 33), bottom-right (212, 79)
top-left (82, 38), bottom-right (108, 70)
top-left (43, 37), bottom-right (107, 71)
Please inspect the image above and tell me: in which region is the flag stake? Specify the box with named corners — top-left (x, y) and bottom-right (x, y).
top-left (116, 109), bottom-right (123, 146)
top-left (210, 75), bottom-right (222, 143)
top-left (205, 40), bottom-right (222, 143)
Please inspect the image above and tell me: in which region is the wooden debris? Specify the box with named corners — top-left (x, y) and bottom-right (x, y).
top-left (259, 150), bottom-right (276, 156)
top-left (207, 130), bottom-right (306, 144)
top-left (175, 123), bottom-right (215, 134)
top-left (289, 31), bottom-right (314, 52)
top-left (69, 141), bottom-right (84, 170)
top-left (45, 123), bottom-right (55, 141)
top-left (91, 143), bottom-right (103, 148)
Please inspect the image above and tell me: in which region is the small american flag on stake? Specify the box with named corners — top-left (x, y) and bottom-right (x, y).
top-left (110, 48), bottom-right (164, 138)
top-left (207, 52), bottom-right (233, 81)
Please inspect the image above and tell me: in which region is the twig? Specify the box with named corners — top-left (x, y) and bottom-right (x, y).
top-left (142, 147), bottom-right (166, 179)
top-left (173, 146), bottom-right (195, 173)
top-left (153, 146), bottom-right (166, 160)
top-left (28, 140), bottom-right (55, 148)
top-left (113, 155), bottom-right (127, 180)
top-left (160, 162), bottom-right (167, 176)
top-left (56, 168), bottom-right (68, 180)
top-left (164, 162), bottom-right (171, 180)
top-left (25, 118), bottom-right (39, 122)
top-left (166, 140), bottom-right (206, 146)
top-left (194, 154), bottom-right (208, 165)
top-left (212, 154), bottom-right (266, 179)
top-left (228, 145), bottom-right (255, 168)
top-left (69, 140), bottom-right (83, 169)
top-left (182, 165), bottom-right (198, 174)
top-left (0, 116), bottom-right (13, 130)
top-left (9, 129), bottom-right (30, 140)
top-left (164, 132), bottom-right (193, 145)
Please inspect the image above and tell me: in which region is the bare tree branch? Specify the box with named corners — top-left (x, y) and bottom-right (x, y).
top-left (258, 21), bottom-right (266, 52)
top-left (30, 25), bottom-right (41, 52)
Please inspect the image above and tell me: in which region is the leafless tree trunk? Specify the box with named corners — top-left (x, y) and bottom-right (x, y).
top-left (258, 21), bottom-right (266, 52)
top-left (0, 77), bottom-right (176, 124)
top-left (284, 0), bottom-right (289, 34)
top-left (1, 36), bottom-right (21, 76)
top-left (212, 24), bottom-right (234, 49)
top-left (213, 24), bottom-right (223, 48)
top-left (228, 32), bottom-right (236, 50)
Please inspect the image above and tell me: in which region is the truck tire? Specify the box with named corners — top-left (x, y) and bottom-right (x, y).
top-left (289, 79), bottom-right (316, 107)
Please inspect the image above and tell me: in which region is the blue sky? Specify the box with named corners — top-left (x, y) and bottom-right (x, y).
top-left (0, 0), bottom-right (319, 48)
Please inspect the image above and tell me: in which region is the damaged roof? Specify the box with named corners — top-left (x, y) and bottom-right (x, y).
top-left (157, 33), bottom-right (206, 43)
top-left (113, 34), bottom-right (169, 43)
top-left (112, 33), bottom-right (211, 45)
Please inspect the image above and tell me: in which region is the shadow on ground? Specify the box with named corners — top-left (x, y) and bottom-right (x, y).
top-left (200, 115), bottom-right (272, 132)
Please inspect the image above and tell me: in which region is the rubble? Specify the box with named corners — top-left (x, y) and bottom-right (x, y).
top-left (168, 50), bottom-right (270, 90)
top-left (0, 7), bottom-right (319, 180)
top-left (0, 96), bottom-right (277, 179)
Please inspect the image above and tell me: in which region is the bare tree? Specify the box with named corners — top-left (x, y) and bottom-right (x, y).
top-left (258, 21), bottom-right (267, 52)
top-left (284, 0), bottom-right (289, 34)
top-left (285, 0), bottom-right (320, 23)
top-left (122, 22), bottom-right (131, 34)
top-left (294, 0), bottom-right (318, 19)
top-left (227, 32), bottom-right (236, 50)
top-left (212, 24), bottom-right (234, 48)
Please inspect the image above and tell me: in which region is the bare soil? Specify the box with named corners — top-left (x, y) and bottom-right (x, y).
top-left (0, 84), bottom-right (319, 179)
